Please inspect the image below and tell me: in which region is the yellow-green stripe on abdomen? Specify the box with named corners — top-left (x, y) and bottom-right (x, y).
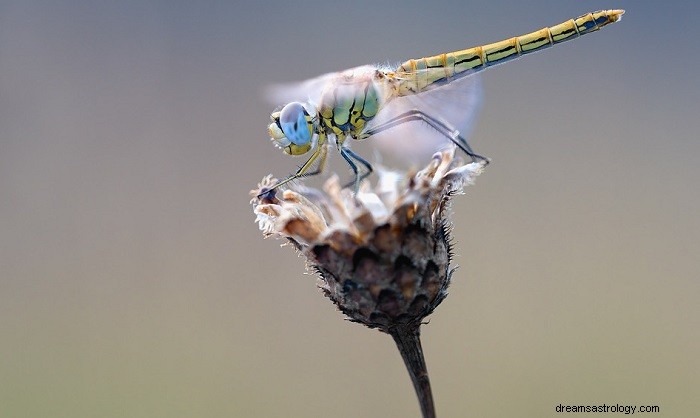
top-left (397, 9), bottom-right (623, 93)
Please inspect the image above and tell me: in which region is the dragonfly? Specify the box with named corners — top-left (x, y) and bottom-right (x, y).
top-left (264, 9), bottom-right (624, 194)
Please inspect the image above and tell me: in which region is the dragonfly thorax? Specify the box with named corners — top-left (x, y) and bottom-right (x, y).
top-left (317, 71), bottom-right (385, 144)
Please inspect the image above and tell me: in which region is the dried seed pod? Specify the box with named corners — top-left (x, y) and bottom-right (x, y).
top-left (251, 147), bottom-right (484, 333)
top-left (251, 147), bottom-right (485, 418)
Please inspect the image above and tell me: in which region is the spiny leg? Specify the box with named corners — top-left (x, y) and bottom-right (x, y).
top-left (295, 144), bottom-right (328, 179)
top-left (257, 144), bottom-right (328, 198)
top-left (362, 109), bottom-right (489, 164)
top-left (339, 147), bottom-right (374, 192)
top-left (365, 110), bottom-right (487, 162)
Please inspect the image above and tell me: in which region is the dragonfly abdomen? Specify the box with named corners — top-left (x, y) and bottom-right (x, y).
top-left (396, 9), bottom-right (624, 94)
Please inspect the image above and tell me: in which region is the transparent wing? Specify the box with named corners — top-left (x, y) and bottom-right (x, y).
top-left (366, 73), bottom-right (483, 166)
top-left (264, 65), bottom-right (379, 108)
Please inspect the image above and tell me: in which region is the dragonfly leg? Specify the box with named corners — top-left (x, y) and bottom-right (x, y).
top-left (296, 143), bottom-right (328, 179)
top-left (340, 147), bottom-right (374, 194)
top-left (362, 110), bottom-right (489, 164)
top-left (257, 144), bottom-right (328, 198)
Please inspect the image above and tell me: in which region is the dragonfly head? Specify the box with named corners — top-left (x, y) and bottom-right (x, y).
top-left (268, 102), bottom-right (314, 155)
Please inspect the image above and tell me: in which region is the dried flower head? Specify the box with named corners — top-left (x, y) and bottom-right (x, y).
top-left (250, 147), bottom-right (484, 331)
top-left (250, 146), bottom-right (485, 417)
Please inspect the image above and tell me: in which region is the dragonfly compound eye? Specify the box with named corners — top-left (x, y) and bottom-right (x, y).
top-left (280, 102), bottom-right (312, 146)
top-left (268, 107), bottom-right (313, 155)
top-left (268, 121), bottom-right (286, 141)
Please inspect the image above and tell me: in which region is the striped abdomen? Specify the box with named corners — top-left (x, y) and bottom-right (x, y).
top-left (395, 9), bottom-right (624, 95)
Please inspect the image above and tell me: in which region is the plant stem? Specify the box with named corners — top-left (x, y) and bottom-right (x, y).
top-left (390, 325), bottom-right (435, 418)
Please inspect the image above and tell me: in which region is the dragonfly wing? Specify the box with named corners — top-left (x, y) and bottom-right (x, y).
top-left (265, 65), bottom-right (378, 109)
top-left (366, 74), bottom-right (483, 164)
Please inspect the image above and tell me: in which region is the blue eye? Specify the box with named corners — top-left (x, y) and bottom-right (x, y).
top-left (279, 102), bottom-right (311, 146)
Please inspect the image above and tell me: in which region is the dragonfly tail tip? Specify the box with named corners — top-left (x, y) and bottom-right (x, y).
top-left (610, 9), bottom-right (625, 22)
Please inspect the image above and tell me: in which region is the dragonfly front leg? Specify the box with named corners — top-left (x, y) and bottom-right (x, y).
top-left (362, 110), bottom-right (490, 164)
top-left (258, 144), bottom-right (328, 197)
top-left (340, 147), bottom-right (373, 194)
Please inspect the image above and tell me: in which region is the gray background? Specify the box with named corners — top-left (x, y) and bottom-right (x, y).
top-left (2, 1), bottom-right (698, 417)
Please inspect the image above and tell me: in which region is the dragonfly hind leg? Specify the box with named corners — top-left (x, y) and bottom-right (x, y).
top-left (340, 147), bottom-right (373, 194)
top-left (362, 109), bottom-right (490, 164)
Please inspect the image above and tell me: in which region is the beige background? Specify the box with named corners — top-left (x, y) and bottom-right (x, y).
top-left (1, 1), bottom-right (698, 417)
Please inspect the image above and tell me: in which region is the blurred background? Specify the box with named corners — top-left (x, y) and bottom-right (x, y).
top-left (1, 1), bottom-right (698, 417)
